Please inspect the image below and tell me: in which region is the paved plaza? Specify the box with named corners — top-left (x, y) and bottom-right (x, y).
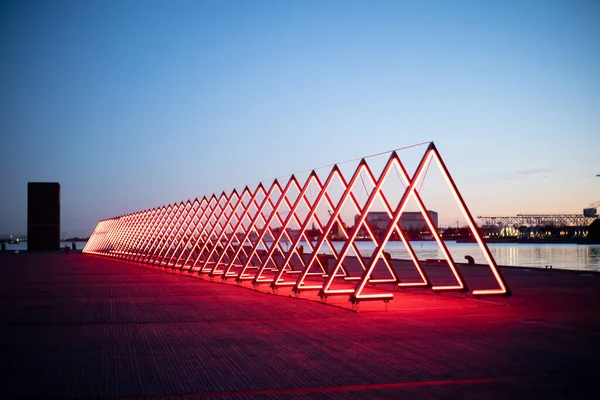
top-left (1, 253), bottom-right (599, 399)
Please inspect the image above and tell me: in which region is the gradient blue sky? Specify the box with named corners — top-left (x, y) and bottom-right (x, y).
top-left (1, 0), bottom-right (599, 237)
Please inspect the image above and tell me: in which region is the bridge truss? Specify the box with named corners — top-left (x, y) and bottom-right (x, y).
top-left (477, 214), bottom-right (597, 228)
top-left (84, 142), bottom-right (511, 301)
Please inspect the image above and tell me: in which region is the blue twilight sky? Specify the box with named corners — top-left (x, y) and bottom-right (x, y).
top-left (0, 0), bottom-right (599, 237)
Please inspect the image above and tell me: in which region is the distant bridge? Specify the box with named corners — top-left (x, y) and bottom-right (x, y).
top-left (477, 214), bottom-right (597, 228)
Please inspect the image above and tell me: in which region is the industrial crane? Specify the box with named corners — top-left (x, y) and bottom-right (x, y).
top-left (584, 201), bottom-right (600, 217)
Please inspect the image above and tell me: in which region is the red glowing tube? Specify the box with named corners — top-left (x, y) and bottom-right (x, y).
top-left (302, 184), bottom-right (344, 268)
top-left (81, 225), bottom-right (95, 253)
top-left (227, 183), bottom-right (276, 280)
top-left (99, 217), bottom-right (118, 255)
top-left (203, 190), bottom-right (243, 273)
top-left (103, 216), bottom-right (122, 256)
top-left (191, 192), bottom-right (231, 272)
top-left (162, 202), bottom-right (190, 265)
top-left (199, 191), bottom-right (235, 272)
top-left (212, 186), bottom-right (254, 277)
top-left (321, 156), bottom-right (400, 297)
top-left (392, 227), bottom-right (429, 287)
top-left (207, 188), bottom-right (253, 275)
top-left (400, 150), bottom-right (466, 292)
top-left (171, 200), bottom-right (206, 267)
top-left (82, 220), bottom-right (101, 253)
top-left (124, 212), bottom-right (142, 256)
top-left (155, 202), bottom-right (191, 266)
top-left (295, 163), bottom-right (378, 293)
top-left (120, 211), bottom-right (145, 258)
top-left (349, 157), bottom-right (419, 299)
top-left (101, 218), bottom-right (120, 254)
top-left (185, 194), bottom-right (222, 269)
top-left (130, 211), bottom-right (148, 257)
top-left (139, 208), bottom-right (165, 262)
top-left (104, 217), bottom-right (122, 256)
top-left (82, 223), bottom-right (97, 253)
top-left (353, 149), bottom-right (461, 301)
top-left (365, 166), bottom-right (431, 289)
top-left (351, 156), bottom-right (427, 300)
top-left (133, 206), bottom-right (166, 263)
top-left (354, 159), bottom-right (412, 286)
top-left (207, 197), bottom-right (244, 276)
top-left (132, 207), bottom-right (164, 262)
top-left (362, 156), bottom-right (428, 288)
top-left (114, 213), bottom-right (135, 258)
top-left (180, 197), bottom-right (214, 269)
top-left (114, 214), bottom-right (131, 258)
top-left (278, 170), bottom-right (344, 285)
top-left (154, 202), bottom-right (184, 265)
top-left (94, 219), bottom-right (115, 254)
top-left (145, 204), bottom-right (177, 264)
top-left (145, 204), bottom-right (177, 265)
top-left (258, 175), bottom-right (314, 286)
top-left (237, 180), bottom-right (288, 282)
top-left (116, 212), bottom-right (139, 258)
top-left (96, 220), bottom-right (111, 253)
top-left (430, 146), bottom-right (510, 296)
top-left (106, 217), bottom-right (122, 254)
top-left (127, 209), bottom-right (152, 260)
top-left (249, 190), bottom-right (284, 276)
top-left (141, 206), bottom-right (169, 263)
top-left (250, 181), bottom-right (291, 283)
top-left (120, 210), bottom-right (147, 259)
top-left (85, 221), bottom-right (100, 253)
top-left (117, 214), bottom-right (135, 255)
top-left (248, 181), bottom-right (314, 282)
top-left (389, 153), bottom-right (465, 291)
top-left (166, 199), bottom-right (201, 267)
top-left (272, 171), bottom-right (329, 288)
top-left (173, 198), bottom-right (208, 269)
top-left (83, 219), bottom-right (104, 253)
top-left (219, 184), bottom-right (267, 278)
top-left (160, 201), bottom-right (193, 266)
top-left (101, 217), bottom-right (121, 257)
top-left (252, 179), bottom-right (302, 284)
top-left (366, 145), bottom-right (508, 297)
top-left (246, 188), bottom-right (295, 282)
top-left (133, 210), bottom-right (157, 261)
top-left (195, 193), bottom-right (232, 273)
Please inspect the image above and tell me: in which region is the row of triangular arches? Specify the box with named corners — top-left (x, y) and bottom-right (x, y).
top-left (83, 142), bottom-right (510, 303)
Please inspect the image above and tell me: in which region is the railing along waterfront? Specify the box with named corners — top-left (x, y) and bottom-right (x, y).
top-left (84, 142), bottom-right (511, 302)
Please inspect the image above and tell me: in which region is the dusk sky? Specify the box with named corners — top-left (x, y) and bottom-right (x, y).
top-left (1, 0), bottom-right (599, 237)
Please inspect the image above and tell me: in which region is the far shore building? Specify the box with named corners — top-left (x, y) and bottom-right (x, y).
top-left (354, 211), bottom-right (438, 233)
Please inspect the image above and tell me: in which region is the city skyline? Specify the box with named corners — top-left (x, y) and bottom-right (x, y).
top-left (1, 0), bottom-right (599, 237)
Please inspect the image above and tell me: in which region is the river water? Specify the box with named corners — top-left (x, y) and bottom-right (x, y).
top-left (321, 241), bottom-right (600, 272)
top-left (4, 240), bottom-right (599, 272)
top-left (264, 241), bottom-right (600, 272)
top-left (3, 241), bottom-right (88, 253)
